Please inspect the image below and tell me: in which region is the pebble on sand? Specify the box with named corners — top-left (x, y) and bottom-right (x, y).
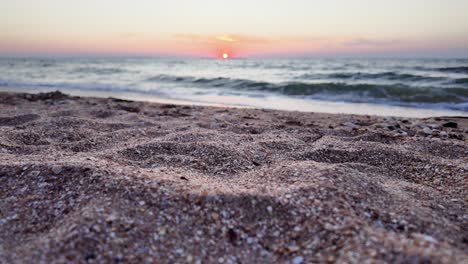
top-left (292, 256), bottom-right (304, 264)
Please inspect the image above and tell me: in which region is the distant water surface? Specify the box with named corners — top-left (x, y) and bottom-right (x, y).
top-left (0, 57), bottom-right (467, 116)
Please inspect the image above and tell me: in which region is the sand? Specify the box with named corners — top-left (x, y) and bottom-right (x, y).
top-left (0, 91), bottom-right (466, 263)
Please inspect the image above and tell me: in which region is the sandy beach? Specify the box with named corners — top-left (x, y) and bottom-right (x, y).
top-left (0, 91), bottom-right (467, 263)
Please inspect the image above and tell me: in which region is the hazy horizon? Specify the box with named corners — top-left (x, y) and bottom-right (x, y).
top-left (2, 0), bottom-right (468, 58)
top-left (2, 54), bottom-right (468, 60)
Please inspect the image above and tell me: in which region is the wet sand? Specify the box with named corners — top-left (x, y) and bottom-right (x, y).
top-left (0, 91), bottom-right (467, 263)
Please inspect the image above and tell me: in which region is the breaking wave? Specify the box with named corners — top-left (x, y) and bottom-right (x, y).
top-left (145, 74), bottom-right (468, 110)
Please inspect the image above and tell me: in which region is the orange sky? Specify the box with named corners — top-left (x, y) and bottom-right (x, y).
top-left (2, 0), bottom-right (468, 57)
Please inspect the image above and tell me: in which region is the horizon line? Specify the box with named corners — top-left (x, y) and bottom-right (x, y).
top-left (1, 53), bottom-right (468, 60)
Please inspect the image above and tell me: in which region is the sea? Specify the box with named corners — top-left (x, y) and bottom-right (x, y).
top-left (0, 57), bottom-right (467, 117)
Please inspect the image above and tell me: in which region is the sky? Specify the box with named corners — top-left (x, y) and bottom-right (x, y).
top-left (1, 0), bottom-right (468, 58)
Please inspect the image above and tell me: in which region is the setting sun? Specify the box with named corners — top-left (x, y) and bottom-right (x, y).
top-left (222, 53), bottom-right (229, 59)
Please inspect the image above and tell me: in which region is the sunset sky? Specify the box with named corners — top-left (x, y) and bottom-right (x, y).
top-left (1, 0), bottom-right (468, 57)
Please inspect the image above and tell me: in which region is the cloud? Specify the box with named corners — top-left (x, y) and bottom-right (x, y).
top-left (169, 34), bottom-right (408, 56)
top-left (173, 34), bottom-right (400, 48)
top-left (341, 38), bottom-right (400, 47)
top-left (173, 34), bottom-right (269, 45)
top-left (215, 35), bottom-right (237, 42)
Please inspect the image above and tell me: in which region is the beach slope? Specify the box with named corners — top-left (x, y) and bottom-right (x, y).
top-left (0, 91), bottom-right (466, 263)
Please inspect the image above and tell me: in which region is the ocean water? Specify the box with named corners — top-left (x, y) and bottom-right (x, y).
top-left (0, 57), bottom-right (467, 116)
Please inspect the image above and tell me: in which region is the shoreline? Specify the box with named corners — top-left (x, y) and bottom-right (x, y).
top-left (1, 86), bottom-right (466, 118)
top-left (0, 91), bottom-right (467, 263)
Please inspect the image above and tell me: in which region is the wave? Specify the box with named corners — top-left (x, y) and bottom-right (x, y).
top-left (0, 79), bottom-right (158, 95)
top-left (145, 74), bottom-right (468, 109)
top-left (2, 76), bottom-right (467, 111)
top-left (299, 72), bottom-right (445, 82)
top-left (74, 67), bottom-right (127, 75)
top-left (435, 66), bottom-right (468, 74)
top-left (146, 74), bottom-right (273, 89)
top-left (276, 83), bottom-right (467, 105)
top-left (454, 78), bottom-right (468, 84)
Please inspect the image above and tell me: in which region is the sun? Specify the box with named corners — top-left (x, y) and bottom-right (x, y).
top-left (222, 53), bottom-right (229, 59)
